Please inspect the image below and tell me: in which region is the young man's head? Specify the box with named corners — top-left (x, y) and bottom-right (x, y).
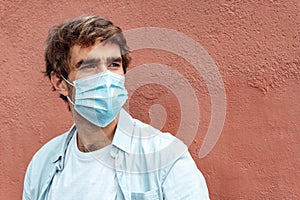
top-left (45, 15), bottom-right (131, 102)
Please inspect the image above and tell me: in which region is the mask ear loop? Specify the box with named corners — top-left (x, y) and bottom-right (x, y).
top-left (61, 75), bottom-right (75, 105)
top-left (61, 75), bottom-right (74, 87)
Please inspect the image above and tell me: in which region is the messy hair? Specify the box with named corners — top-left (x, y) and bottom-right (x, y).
top-left (44, 15), bottom-right (131, 102)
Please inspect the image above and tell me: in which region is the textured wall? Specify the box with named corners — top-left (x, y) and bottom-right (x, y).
top-left (0, 0), bottom-right (299, 199)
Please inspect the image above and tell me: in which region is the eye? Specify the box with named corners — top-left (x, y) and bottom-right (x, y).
top-left (109, 62), bottom-right (120, 68)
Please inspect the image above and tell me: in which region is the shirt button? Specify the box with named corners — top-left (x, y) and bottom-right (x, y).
top-left (49, 173), bottom-right (52, 177)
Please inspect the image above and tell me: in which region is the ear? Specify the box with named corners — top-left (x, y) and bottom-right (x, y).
top-left (50, 71), bottom-right (69, 96)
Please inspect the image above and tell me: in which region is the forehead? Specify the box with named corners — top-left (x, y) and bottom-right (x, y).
top-left (69, 42), bottom-right (121, 67)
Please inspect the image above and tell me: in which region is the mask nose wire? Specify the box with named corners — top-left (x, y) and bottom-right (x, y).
top-left (60, 75), bottom-right (75, 105)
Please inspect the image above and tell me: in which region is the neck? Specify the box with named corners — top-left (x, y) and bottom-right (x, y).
top-left (76, 115), bottom-right (119, 152)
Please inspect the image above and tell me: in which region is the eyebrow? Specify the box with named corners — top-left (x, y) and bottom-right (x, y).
top-left (75, 57), bottom-right (122, 68)
top-left (107, 57), bottom-right (122, 64)
top-left (75, 58), bottom-right (100, 69)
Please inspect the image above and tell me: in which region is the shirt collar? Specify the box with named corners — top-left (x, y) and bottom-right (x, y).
top-left (52, 124), bottom-right (76, 166)
top-left (111, 108), bottom-right (135, 153)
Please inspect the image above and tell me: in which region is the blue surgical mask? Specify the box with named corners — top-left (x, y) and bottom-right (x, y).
top-left (62, 70), bottom-right (128, 127)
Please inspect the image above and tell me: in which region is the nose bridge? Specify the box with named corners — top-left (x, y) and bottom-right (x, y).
top-left (96, 60), bottom-right (108, 73)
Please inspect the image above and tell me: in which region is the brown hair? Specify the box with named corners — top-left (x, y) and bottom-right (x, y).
top-left (44, 15), bottom-right (131, 102)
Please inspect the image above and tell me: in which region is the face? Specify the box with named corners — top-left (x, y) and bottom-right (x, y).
top-left (56, 41), bottom-right (125, 139)
top-left (49, 39), bottom-right (126, 131)
top-left (56, 41), bottom-right (125, 114)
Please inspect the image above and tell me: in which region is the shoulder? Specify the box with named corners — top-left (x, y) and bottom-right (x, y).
top-left (128, 119), bottom-right (188, 170)
top-left (31, 131), bottom-right (69, 163)
top-left (23, 128), bottom-right (74, 199)
top-left (133, 119), bottom-right (186, 151)
top-left (26, 125), bottom-right (75, 175)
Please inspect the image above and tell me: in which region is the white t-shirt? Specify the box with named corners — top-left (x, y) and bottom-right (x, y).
top-left (48, 132), bottom-right (117, 200)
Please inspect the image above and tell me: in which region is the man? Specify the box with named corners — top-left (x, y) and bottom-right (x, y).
top-left (23, 15), bottom-right (210, 200)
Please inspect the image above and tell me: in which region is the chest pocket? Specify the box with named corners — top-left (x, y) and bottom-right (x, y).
top-left (131, 189), bottom-right (160, 200)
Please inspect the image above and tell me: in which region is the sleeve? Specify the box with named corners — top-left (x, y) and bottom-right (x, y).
top-left (161, 151), bottom-right (210, 200)
top-left (22, 161), bottom-right (33, 200)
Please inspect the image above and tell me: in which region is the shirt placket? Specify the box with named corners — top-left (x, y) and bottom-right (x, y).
top-left (114, 150), bottom-right (132, 200)
top-left (38, 161), bottom-right (61, 200)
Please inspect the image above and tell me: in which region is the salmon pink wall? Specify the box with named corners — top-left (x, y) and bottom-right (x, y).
top-left (0, 0), bottom-right (299, 199)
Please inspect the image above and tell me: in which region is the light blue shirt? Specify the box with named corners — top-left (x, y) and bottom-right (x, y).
top-left (23, 109), bottom-right (210, 200)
